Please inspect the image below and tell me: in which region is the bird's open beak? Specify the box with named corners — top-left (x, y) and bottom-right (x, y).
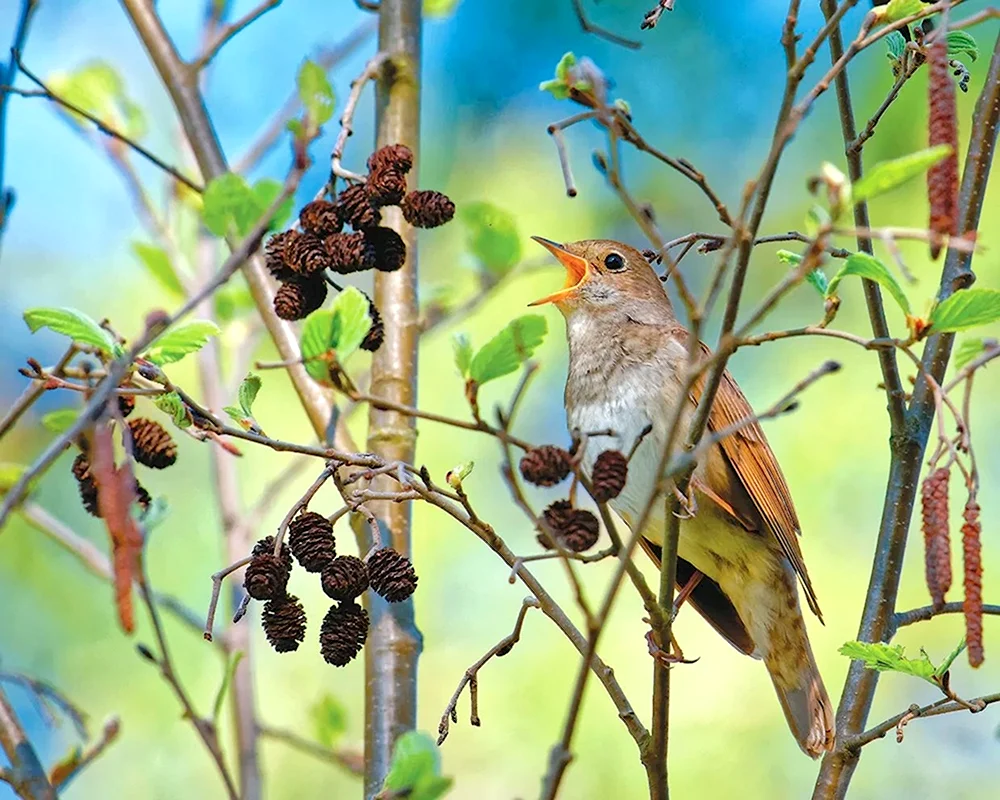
top-left (528, 236), bottom-right (591, 306)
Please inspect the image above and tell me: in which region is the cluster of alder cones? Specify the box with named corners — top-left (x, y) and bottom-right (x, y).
top-left (264, 143), bottom-right (455, 346)
top-left (518, 444), bottom-right (628, 552)
top-left (71, 395), bottom-right (177, 516)
top-left (244, 510), bottom-right (418, 666)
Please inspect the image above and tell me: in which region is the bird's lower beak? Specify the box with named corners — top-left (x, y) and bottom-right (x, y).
top-left (528, 236), bottom-right (590, 306)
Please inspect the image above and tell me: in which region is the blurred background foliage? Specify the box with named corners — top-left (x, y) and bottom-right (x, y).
top-left (1, 1), bottom-right (998, 798)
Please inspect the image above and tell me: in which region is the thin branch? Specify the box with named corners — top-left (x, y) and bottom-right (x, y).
top-left (329, 52), bottom-right (388, 187)
top-left (571, 0), bottom-right (641, 49)
top-left (893, 601), bottom-right (1000, 632)
top-left (52, 716), bottom-right (121, 791)
top-left (192, 0), bottom-right (282, 72)
top-left (0, 345), bottom-right (76, 440)
top-left (0, 673), bottom-right (88, 740)
top-left (848, 60), bottom-right (921, 154)
top-left (258, 726), bottom-right (364, 776)
top-left (0, 683), bottom-right (56, 800)
top-left (204, 556), bottom-right (252, 641)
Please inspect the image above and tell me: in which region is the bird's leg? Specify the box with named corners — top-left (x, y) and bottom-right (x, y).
top-left (671, 569), bottom-right (703, 620)
top-left (643, 618), bottom-right (699, 665)
top-left (671, 483), bottom-right (698, 519)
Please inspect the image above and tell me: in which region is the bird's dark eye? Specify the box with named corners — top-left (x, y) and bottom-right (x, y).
top-left (604, 252), bottom-right (625, 271)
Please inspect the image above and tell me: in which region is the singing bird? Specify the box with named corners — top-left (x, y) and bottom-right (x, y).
top-left (530, 236), bottom-right (835, 758)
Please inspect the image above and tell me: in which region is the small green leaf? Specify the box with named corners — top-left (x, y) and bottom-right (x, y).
top-left (424, 0), bottom-right (461, 16)
top-left (41, 409), bottom-right (80, 434)
top-left (310, 694), bottom-right (348, 748)
top-left (929, 289), bottom-right (1000, 333)
top-left (0, 463), bottom-right (30, 494)
top-left (947, 31), bottom-right (979, 62)
top-left (299, 289), bottom-right (371, 382)
top-left (934, 639), bottom-right (967, 679)
top-left (851, 145), bottom-right (952, 205)
top-left (297, 59), bottom-right (335, 128)
top-left (300, 310), bottom-right (336, 383)
top-left (883, 0), bottom-right (923, 24)
top-left (839, 641), bottom-right (936, 683)
top-left (555, 52), bottom-right (576, 82)
top-left (776, 250), bottom-right (827, 295)
top-left (452, 333), bottom-right (473, 377)
top-left (285, 118), bottom-right (305, 139)
top-left (132, 242), bottom-right (184, 298)
top-left (468, 315), bottom-right (547, 386)
top-left (238, 374), bottom-right (261, 416)
top-left (446, 461), bottom-right (474, 488)
top-left (201, 173), bottom-right (256, 237)
top-left (826, 253), bottom-right (911, 315)
top-left (459, 202), bottom-right (521, 276)
top-left (251, 178), bottom-right (294, 232)
top-left (144, 320), bottom-right (221, 366)
top-left (381, 731), bottom-right (453, 800)
top-left (23, 307), bottom-right (116, 353)
top-left (223, 405), bottom-right (253, 430)
top-left (885, 30), bottom-right (906, 60)
top-left (46, 61), bottom-right (146, 140)
top-left (154, 392), bottom-right (192, 429)
top-left (212, 651), bottom-right (245, 725)
top-left (539, 52), bottom-right (577, 99)
top-left (953, 337), bottom-right (988, 370)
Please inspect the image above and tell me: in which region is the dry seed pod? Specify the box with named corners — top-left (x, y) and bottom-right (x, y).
top-left (367, 547), bottom-right (418, 602)
top-left (400, 190), bottom-right (455, 229)
top-left (927, 38), bottom-right (959, 259)
top-left (299, 199), bottom-right (342, 237)
top-left (962, 499), bottom-right (983, 667)
top-left (273, 278), bottom-right (328, 321)
top-left (324, 232), bottom-right (377, 273)
top-left (921, 467), bottom-right (952, 609)
top-left (519, 445), bottom-right (572, 487)
top-left (321, 555), bottom-right (369, 602)
top-left (366, 169), bottom-right (407, 207)
top-left (365, 226), bottom-right (406, 273)
top-left (262, 594), bottom-right (307, 653)
top-left (360, 294), bottom-right (384, 353)
top-left (336, 183), bottom-right (381, 231)
top-left (244, 554), bottom-right (289, 601)
top-left (252, 536), bottom-right (293, 573)
top-left (127, 418), bottom-right (177, 469)
top-left (287, 511), bottom-right (336, 572)
top-left (367, 143), bottom-right (413, 175)
top-left (320, 601), bottom-right (370, 666)
top-left (591, 450), bottom-right (628, 503)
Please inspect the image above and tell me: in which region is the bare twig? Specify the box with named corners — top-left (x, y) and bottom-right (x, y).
top-left (571, 0), bottom-right (640, 49)
top-left (0, 345), bottom-right (76, 440)
top-left (204, 556), bottom-right (253, 641)
top-left (0, 683), bottom-right (56, 800)
top-left (893, 601), bottom-right (1000, 632)
top-left (192, 0), bottom-right (282, 72)
top-left (258, 725), bottom-right (364, 776)
top-left (330, 52), bottom-right (389, 187)
top-left (52, 716), bottom-right (121, 790)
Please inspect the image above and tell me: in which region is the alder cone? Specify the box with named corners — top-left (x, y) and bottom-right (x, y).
top-left (962, 500), bottom-right (984, 667)
top-left (287, 511), bottom-right (336, 572)
top-left (286, 231), bottom-right (330, 277)
top-left (324, 232), bottom-right (377, 273)
top-left (262, 595), bottom-right (307, 653)
top-left (400, 190), bottom-right (455, 229)
top-left (321, 555), bottom-right (369, 601)
top-left (244, 553), bottom-right (289, 600)
top-left (360, 294), bottom-right (384, 353)
top-left (127, 418), bottom-right (177, 469)
top-left (299, 199), bottom-right (342, 237)
top-left (367, 547), bottom-right (418, 602)
top-left (252, 536), bottom-right (293, 574)
top-left (591, 450), bottom-right (628, 502)
top-left (367, 143), bottom-right (413, 175)
top-left (927, 38), bottom-right (959, 259)
top-left (273, 278), bottom-right (327, 321)
top-left (265, 230), bottom-right (299, 281)
top-left (920, 467), bottom-right (952, 610)
top-left (519, 445), bottom-right (572, 486)
top-left (320, 601), bottom-right (370, 666)
top-left (336, 183), bottom-right (381, 231)
top-left (366, 226), bottom-right (407, 272)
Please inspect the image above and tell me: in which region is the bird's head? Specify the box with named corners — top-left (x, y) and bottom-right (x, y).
top-left (529, 237), bottom-right (673, 323)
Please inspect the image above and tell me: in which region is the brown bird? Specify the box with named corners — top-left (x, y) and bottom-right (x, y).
top-left (530, 236), bottom-right (835, 758)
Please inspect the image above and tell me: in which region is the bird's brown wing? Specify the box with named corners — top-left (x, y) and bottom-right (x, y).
top-left (688, 342), bottom-right (823, 621)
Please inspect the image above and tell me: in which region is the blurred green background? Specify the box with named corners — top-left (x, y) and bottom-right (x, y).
top-left (1, 1), bottom-right (998, 798)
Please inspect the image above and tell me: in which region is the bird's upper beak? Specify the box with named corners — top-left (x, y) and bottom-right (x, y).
top-left (528, 236), bottom-right (591, 306)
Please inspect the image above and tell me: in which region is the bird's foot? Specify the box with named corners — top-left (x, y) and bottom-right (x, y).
top-left (644, 625), bottom-right (699, 666)
top-left (671, 570), bottom-right (703, 621)
top-left (671, 485), bottom-right (698, 519)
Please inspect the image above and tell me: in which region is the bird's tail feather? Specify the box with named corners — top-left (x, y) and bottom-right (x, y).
top-left (766, 645), bottom-right (835, 759)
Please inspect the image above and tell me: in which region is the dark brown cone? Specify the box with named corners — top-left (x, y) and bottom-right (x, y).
top-left (117, 393), bottom-right (136, 418)
top-left (536, 499), bottom-right (572, 549)
top-left (127, 418), bottom-right (177, 469)
top-left (561, 509), bottom-right (600, 552)
top-left (320, 601), bottom-right (370, 666)
top-left (324, 232), bottom-right (377, 274)
top-left (252, 536), bottom-right (293, 574)
top-left (244, 553), bottom-right (289, 600)
top-left (962, 499), bottom-right (983, 667)
top-left (73, 453), bottom-right (101, 516)
top-left (335, 183), bottom-right (381, 231)
top-left (927, 38), bottom-right (959, 259)
top-left (367, 547), bottom-right (418, 603)
top-left (273, 278), bottom-right (328, 321)
top-left (285, 231), bottom-right (330, 277)
top-left (519, 445), bottom-right (572, 487)
top-left (366, 226), bottom-right (407, 272)
top-left (321, 555), bottom-right (369, 601)
top-left (592, 450), bottom-right (628, 503)
top-left (401, 190), bottom-right (455, 228)
top-left (921, 467), bottom-right (952, 610)
top-left (299, 200), bottom-right (342, 237)
top-left (360, 295), bottom-right (384, 353)
top-left (265, 230), bottom-right (300, 281)
top-left (262, 594), bottom-right (307, 653)
top-left (287, 511), bottom-right (335, 572)
top-left (367, 143), bottom-right (413, 175)
top-left (366, 169), bottom-right (407, 207)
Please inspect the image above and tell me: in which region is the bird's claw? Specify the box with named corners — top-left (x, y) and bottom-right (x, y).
top-left (644, 627), bottom-right (699, 666)
top-left (672, 485), bottom-right (698, 519)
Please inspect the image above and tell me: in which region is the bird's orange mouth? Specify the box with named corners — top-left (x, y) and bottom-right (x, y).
top-left (528, 236), bottom-right (590, 306)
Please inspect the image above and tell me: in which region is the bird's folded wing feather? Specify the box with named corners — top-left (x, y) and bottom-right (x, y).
top-left (686, 340), bottom-right (823, 621)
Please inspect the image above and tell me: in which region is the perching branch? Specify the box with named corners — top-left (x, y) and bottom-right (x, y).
top-left (191, 0), bottom-right (283, 72)
top-left (0, 683), bottom-right (56, 800)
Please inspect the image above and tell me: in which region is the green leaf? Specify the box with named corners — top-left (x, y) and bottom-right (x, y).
top-left (238, 374), bottom-right (261, 416)
top-left (883, 0), bottom-right (923, 24)
top-left (297, 59), bottom-right (335, 128)
top-left (452, 333), bottom-right (473, 377)
top-left (46, 61), bottom-right (146, 140)
top-left (468, 315), bottom-right (547, 386)
top-left (154, 392), bottom-right (192, 429)
top-left (251, 178), bottom-right (295, 232)
top-left (285, 118), bottom-right (305, 139)
top-left (851, 145), bottom-right (952, 205)
top-left (310, 694), bottom-right (348, 748)
top-left (459, 202), bottom-right (521, 276)
top-left (953, 337), bottom-right (988, 370)
top-left (0, 463), bottom-right (30, 495)
top-left (826, 253), bottom-right (911, 315)
top-left (381, 731), bottom-right (453, 800)
top-left (885, 30), bottom-right (906, 60)
top-left (300, 310), bottom-right (336, 383)
top-left (300, 288), bottom-right (372, 382)
top-left (839, 641), bottom-right (936, 683)
top-left (424, 0), bottom-right (461, 16)
top-left (214, 281), bottom-right (256, 322)
top-left (930, 289), bottom-right (1000, 333)
top-left (132, 242), bottom-right (184, 298)
top-left (212, 651), bottom-right (245, 725)
top-left (446, 461), bottom-right (474, 488)
top-left (539, 52), bottom-right (577, 99)
top-left (555, 52), bottom-right (576, 82)
top-left (776, 249), bottom-right (827, 296)
top-left (144, 320), bottom-right (221, 366)
top-left (23, 307), bottom-right (115, 353)
top-left (202, 173), bottom-right (255, 237)
top-left (41, 409), bottom-right (79, 434)
top-left (947, 31), bottom-right (979, 62)
top-left (934, 639), bottom-right (967, 679)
